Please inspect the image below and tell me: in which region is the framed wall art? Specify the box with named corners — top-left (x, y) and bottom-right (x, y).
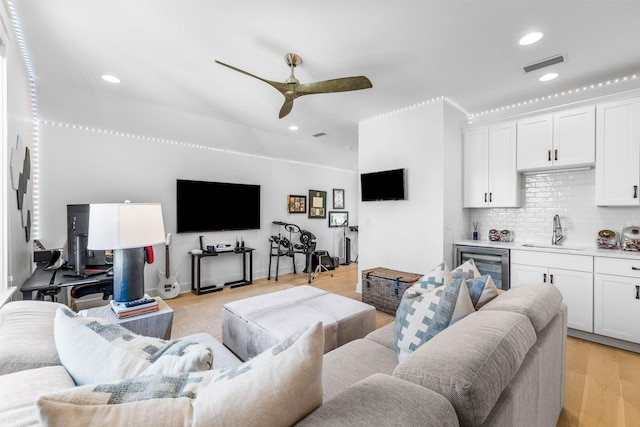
top-left (328, 211), bottom-right (349, 228)
top-left (308, 190), bottom-right (327, 219)
top-left (287, 195), bottom-right (307, 214)
top-left (333, 188), bottom-right (345, 209)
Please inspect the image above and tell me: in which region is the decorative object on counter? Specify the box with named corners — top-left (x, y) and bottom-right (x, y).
top-left (620, 226), bottom-right (640, 251)
top-left (472, 222), bottom-right (479, 240)
top-left (596, 229), bottom-right (618, 249)
top-left (488, 229), bottom-right (500, 242)
top-left (500, 229), bottom-right (511, 242)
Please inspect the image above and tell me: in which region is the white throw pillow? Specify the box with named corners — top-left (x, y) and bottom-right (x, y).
top-left (466, 274), bottom-right (500, 309)
top-left (411, 262), bottom-right (452, 292)
top-left (451, 258), bottom-right (481, 281)
top-left (394, 278), bottom-right (476, 361)
top-left (38, 322), bottom-right (324, 427)
top-left (54, 307), bottom-right (213, 385)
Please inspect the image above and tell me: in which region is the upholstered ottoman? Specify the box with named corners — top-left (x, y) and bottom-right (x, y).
top-left (222, 285), bottom-right (376, 361)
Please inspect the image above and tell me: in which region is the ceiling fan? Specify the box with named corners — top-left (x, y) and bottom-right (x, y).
top-left (215, 53), bottom-right (372, 119)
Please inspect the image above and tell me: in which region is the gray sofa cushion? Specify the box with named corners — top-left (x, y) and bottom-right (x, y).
top-left (321, 338), bottom-right (399, 402)
top-left (297, 373), bottom-right (460, 427)
top-left (479, 284), bottom-right (562, 332)
top-left (393, 310), bottom-right (536, 427)
top-left (0, 301), bottom-right (63, 375)
top-left (364, 322), bottom-right (395, 350)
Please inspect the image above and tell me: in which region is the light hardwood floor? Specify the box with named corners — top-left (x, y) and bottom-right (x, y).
top-left (166, 263), bottom-right (640, 427)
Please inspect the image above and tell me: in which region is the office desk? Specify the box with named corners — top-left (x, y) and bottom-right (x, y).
top-left (190, 248), bottom-right (254, 295)
top-left (20, 262), bottom-right (113, 301)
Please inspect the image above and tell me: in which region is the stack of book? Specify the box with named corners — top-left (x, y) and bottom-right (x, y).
top-left (110, 296), bottom-right (159, 318)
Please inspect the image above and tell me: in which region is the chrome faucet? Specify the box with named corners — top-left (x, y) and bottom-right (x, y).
top-left (552, 214), bottom-right (563, 245)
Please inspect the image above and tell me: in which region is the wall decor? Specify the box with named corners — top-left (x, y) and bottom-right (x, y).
top-left (328, 211), bottom-right (349, 228)
top-left (10, 135), bottom-right (31, 242)
top-left (308, 190), bottom-right (327, 219)
top-left (333, 188), bottom-right (345, 209)
top-left (287, 195), bottom-right (307, 214)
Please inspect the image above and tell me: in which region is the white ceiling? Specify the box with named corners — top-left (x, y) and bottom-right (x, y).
top-left (11, 0), bottom-right (640, 151)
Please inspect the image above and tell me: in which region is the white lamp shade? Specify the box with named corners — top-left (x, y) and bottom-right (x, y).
top-left (87, 203), bottom-right (166, 250)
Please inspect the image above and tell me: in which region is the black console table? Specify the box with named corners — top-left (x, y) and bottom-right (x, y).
top-left (189, 248), bottom-right (254, 295)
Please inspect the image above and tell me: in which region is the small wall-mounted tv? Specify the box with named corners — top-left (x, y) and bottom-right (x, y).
top-left (360, 168), bottom-right (406, 201)
top-left (177, 179), bottom-right (261, 233)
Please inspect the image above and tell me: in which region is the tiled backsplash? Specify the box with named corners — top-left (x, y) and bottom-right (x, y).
top-left (468, 168), bottom-right (640, 246)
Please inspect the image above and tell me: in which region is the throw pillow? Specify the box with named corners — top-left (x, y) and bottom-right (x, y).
top-left (394, 278), bottom-right (476, 361)
top-left (38, 322), bottom-right (324, 427)
top-left (451, 258), bottom-right (481, 281)
top-left (466, 274), bottom-right (500, 309)
top-left (412, 262), bottom-right (452, 292)
top-left (54, 307), bottom-right (213, 385)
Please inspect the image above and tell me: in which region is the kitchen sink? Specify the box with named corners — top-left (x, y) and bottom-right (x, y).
top-left (520, 243), bottom-right (586, 251)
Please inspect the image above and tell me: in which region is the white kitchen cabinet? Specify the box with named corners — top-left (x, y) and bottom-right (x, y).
top-left (510, 250), bottom-right (593, 332)
top-left (593, 257), bottom-right (640, 343)
top-left (517, 106), bottom-right (595, 172)
top-left (595, 97), bottom-right (640, 206)
top-left (463, 122), bottom-right (519, 208)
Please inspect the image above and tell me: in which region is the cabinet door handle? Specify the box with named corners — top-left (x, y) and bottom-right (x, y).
top-left (631, 267), bottom-right (640, 271)
top-left (489, 192), bottom-right (493, 202)
top-left (634, 185), bottom-right (638, 199)
top-left (636, 285), bottom-right (640, 300)
top-left (543, 273), bottom-right (547, 283)
top-left (484, 192), bottom-right (487, 203)
top-left (554, 149), bottom-right (558, 161)
top-left (548, 150), bottom-right (552, 162)
top-left (550, 274), bottom-right (554, 285)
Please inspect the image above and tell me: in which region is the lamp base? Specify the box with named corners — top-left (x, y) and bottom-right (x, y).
top-left (112, 248), bottom-right (145, 302)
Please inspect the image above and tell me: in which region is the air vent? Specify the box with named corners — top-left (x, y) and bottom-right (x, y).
top-left (523, 54), bottom-right (565, 73)
top-left (311, 132), bottom-right (327, 138)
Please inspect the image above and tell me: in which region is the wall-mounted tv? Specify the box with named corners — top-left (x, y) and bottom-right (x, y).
top-left (177, 179), bottom-right (261, 233)
top-left (360, 168), bottom-right (406, 201)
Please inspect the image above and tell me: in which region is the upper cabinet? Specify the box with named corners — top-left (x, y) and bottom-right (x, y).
top-left (463, 122), bottom-right (519, 208)
top-left (595, 97), bottom-right (640, 206)
top-left (517, 106), bottom-right (595, 172)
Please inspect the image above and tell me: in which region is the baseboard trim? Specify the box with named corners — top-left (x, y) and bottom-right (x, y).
top-left (568, 329), bottom-right (640, 353)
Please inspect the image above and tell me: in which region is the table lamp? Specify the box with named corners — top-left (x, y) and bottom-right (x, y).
top-left (87, 202), bottom-right (165, 302)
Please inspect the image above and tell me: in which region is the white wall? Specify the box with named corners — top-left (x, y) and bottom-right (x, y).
top-left (37, 120), bottom-right (358, 297)
top-left (6, 26), bottom-right (33, 294)
top-left (357, 100), bottom-right (466, 288)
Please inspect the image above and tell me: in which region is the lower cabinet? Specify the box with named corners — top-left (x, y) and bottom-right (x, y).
top-left (594, 257), bottom-right (640, 344)
top-left (511, 250), bottom-right (593, 333)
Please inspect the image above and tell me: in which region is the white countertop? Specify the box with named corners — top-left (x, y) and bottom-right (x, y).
top-left (454, 239), bottom-right (640, 260)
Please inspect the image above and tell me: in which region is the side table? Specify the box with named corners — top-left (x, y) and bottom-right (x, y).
top-left (83, 297), bottom-right (174, 339)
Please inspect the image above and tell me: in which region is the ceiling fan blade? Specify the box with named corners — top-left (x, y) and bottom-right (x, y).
top-left (279, 97), bottom-right (295, 118)
top-left (294, 76), bottom-right (372, 96)
top-left (215, 60), bottom-right (290, 95)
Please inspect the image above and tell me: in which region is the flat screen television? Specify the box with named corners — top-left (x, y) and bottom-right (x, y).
top-left (360, 168), bottom-right (406, 201)
top-left (176, 179), bottom-right (261, 233)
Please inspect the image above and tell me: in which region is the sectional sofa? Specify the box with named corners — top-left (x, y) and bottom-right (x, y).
top-left (0, 283), bottom-right (565, 426)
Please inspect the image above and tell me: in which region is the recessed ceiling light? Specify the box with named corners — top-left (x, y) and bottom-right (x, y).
top-left (288, 125), bottom-right (298, 131)
top-left (519, 32), bottom-right (543, 46)
top-left (539, 72), bottom-right (559, 82)
top-left (101, 75), bottom-right (121, 84)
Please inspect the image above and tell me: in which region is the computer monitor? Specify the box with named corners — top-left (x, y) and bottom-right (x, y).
top-left (67, 204), bottom-right (106, 275)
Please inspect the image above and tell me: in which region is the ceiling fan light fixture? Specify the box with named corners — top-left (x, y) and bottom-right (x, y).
top-left (539, 72), bottom-right (559, 82)
top-left (519, 32), bottom-right (543, 46)
top-left (101, 74), bottom-right (121, 84)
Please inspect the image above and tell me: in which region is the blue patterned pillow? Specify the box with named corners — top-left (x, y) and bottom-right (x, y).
top-left (412, 262), bottom-right (452, 292)
top-left (451, 259), bottom-right (481, 281)
top-left (394, 278), bottom-right (476, 361)
top-left (466, 275), bottom-right (500, 309)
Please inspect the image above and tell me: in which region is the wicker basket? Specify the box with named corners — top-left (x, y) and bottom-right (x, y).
top-left (361, 267), bottom-right (423, 315)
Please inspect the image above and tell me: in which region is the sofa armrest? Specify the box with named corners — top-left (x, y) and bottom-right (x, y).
top-left (296, 373), bottom-right (459, 427)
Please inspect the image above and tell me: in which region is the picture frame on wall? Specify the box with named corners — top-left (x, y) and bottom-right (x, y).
top-left (328, 211), bottom-right (349, 228)
top-left (308, 190), bottom-right (327, 219)
top-left (287, 195), bottom-right (307, 214)
top-left (333, 188), bottom-right (345, 209)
